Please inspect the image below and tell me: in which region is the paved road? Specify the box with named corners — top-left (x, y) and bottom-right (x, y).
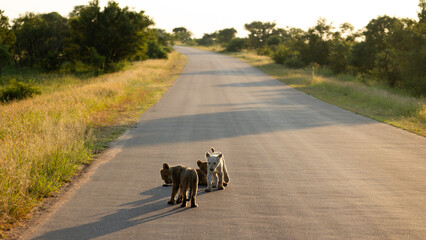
top-left (27, 46), bottom-right (426, 239)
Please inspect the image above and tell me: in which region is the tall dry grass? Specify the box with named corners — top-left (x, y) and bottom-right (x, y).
top-left (0, 52), bottom-right (187, 235)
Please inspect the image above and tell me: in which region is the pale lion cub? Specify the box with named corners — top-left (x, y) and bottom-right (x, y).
top-left (205, 147), bottom-right (230, 192)
top-left (161, 163), bottom-right (198, 208)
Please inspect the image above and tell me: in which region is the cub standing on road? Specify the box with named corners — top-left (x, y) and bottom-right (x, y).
top-left (205, 147), bottom-right (230, 192)
top-left (160, 163), bottom-right (198, 208)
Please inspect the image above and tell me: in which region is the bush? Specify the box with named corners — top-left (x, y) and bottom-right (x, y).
top-left (0, 79), bottom-right (41, 102)
top-left (272, 45), bottom-right (304, 68)
top-left (147, 40), bottom-right (168, 59)
top-left (225, 38), bottom-right (248, 52)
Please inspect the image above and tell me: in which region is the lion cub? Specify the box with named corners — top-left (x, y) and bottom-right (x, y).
top-left (196, 160), bottom-right (208, 186)
top-left (160, 163), bottom-right (198, 208)
top-left (205, 147), bottom-right (230, 192)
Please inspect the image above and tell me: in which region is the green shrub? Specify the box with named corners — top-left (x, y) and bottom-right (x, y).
top-left (272, 45), bottom-right (304, 68)
top-left (147, 40), bottom-right (168, 59)
top-left (0, 79), bottom-right (41, 102)
top-left (225, 38), bottom-right (248, 52)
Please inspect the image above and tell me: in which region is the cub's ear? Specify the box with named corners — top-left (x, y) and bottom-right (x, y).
top-left (163, 163), bottom-right (169, 170)
top-left (218, 153), bottom-right (223, 158)
top-left (205, 152), bottom-right (211, 157)
top-left (197, 160), bottom-right (202, 167)
top-left (211, 147), bottom-right (215, 153)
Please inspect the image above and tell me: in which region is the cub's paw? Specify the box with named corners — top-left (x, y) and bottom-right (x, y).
top-left (180, 202), bottom-right (187, 208)
top-left (205, 188), bottom-right (212, 192)
top-left (191, 203), bottom-right (198, 208)
top-left (176, 197), bottom-right (183, 204)
top-left (223, 182), bottom-right (228, 187)
top-left (167, 200), bottom-right (175, 205)
top-left (218, 186), bottom-right (225, 190)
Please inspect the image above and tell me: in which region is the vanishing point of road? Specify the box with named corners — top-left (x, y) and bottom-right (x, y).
top-left (26, 46), bottom-right (426, 239)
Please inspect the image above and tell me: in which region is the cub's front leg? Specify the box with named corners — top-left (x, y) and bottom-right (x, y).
top-left (205, 171), bottom-right (214, 192)
top-left (212, 172), bottom-right (218, 188)
top-left (168, 183), bottom-right (179, 204)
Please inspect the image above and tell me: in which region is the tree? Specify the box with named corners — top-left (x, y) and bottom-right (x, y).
top-left (244, 21), bottom-right (276, 49)
top-left (0, 10), bottom-right (15, 75)
top-left (12, 12), bottom-right (67, 70)
top-left (66, 0), bottom-right (153, 69)
top-left (0, 10), bottom-right (16, 46)
top-left (301, 18), bottom-right (333, 65)
top-left (225, 38), bottom-right (248, 52)
top-left (216, 28), bottom-right (237, 46)
top-left (197, 32), bottom-right (216, 46)
top-left (173, 27), bottom-right (192, 43)
top-left (146, 29), bottom-right (173, 59)
top-left (328, 23), bottom-right (356, 73)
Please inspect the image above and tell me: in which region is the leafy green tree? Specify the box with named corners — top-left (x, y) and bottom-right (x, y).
top-left (12, 12), bottom-right (67, 70)
top-left (272, 44), bottom-right (304, 68)
top-left (151, 28), bottom-right (174, 52)
top-left (216, 28), bottom-right (236, 46)
top-left (301, 18), bottom-right (333, 65)
top-left (0, 45), bottom-right (11, 76)
top-left (12, 13), bottom-right (42, 67)
top-left (66, 0), bottom-right (153, 69)
top-left (0, 10), bottom-right (15, 75)
top-left (146, 29), bottom-right (172, 59)
top-left (197, 32), bottom-right (216, 46)
top-left (0, 10), bottom-right (15, 46)
top-left (173, 27), bottom-right (192, 43)
top-left (244, 21), bottom-right (276, 49)
top-left (225, 38), bottom-right (248, 52)
top-left (328, 23), bottom-right (356, 73)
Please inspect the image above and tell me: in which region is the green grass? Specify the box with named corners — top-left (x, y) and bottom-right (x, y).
top-left (196, 46), bottom-right (425, 137)
top-left (0, 52), bottom-right (187, 238)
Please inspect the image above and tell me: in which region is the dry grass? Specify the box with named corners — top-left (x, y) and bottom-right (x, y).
top-left (0, 52), bottom-right (187, 237)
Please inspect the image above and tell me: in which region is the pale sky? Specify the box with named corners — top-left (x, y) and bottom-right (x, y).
top-left (0, 0), bottom-right (421, 38)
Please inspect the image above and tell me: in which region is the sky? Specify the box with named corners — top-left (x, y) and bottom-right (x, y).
top-left (0, 0), bottom-right (421, 38)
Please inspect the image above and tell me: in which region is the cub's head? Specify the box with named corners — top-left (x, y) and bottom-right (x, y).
top-left (160, 163), bottom-right (173, 186)
top-left (205, 152), bottom-right (223, 172)
top-left (197, 160), bottom-right (208, 174)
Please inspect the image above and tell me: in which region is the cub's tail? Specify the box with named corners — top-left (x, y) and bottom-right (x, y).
top-left (223, 157), bottom-right (230, 185)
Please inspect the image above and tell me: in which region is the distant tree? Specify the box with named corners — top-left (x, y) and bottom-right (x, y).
top-left (328, 23), bottom-right (356, 73)
top-left (216, 28), bottom-right (237, 46)
top-left (151, 28), bottom-right (174, 51)
top-left (173, 27), bottom-right (192, 43)
top-left (244, 21), bottom-right (276, 49)
top-left (225, 38), bottom-right (248, 52)
top-left (301, 18), bottom-right (333, 65)
top-left (146, 29), bottom-right (173, 59)
top-left (197, 32), bottom-right (216, 46)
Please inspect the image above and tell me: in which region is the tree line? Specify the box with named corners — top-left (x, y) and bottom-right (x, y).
top-left (0, 0), bottom-right (175, 75)
top-left (196, 0), bottom-right (425, 96)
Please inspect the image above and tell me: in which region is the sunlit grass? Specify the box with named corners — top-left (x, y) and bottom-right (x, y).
top-left (0, 52), bottom-right (187, 236)
top-left (197, 46), bottom-right (425, 137)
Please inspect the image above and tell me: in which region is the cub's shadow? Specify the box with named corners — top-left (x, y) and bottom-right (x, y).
top-left (33, 186), bottom-right (190, 240)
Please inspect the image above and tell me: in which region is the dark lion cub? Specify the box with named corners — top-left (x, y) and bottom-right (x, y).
top-left (160, 163), bottom-right (198, 208)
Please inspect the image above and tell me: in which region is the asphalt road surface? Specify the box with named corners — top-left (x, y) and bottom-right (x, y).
top-left (26, 46), bottom-right (426, 239)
